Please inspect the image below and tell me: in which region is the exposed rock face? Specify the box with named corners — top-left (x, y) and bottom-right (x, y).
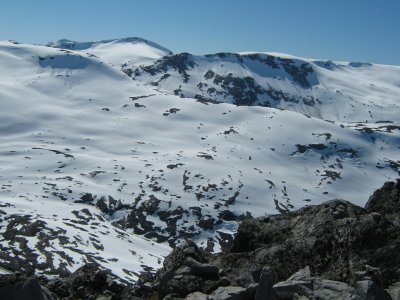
top-left (227, 198), bottom-right (400, 286)
top-left (0, 273), bottom-right (56, 300)
top-left (156, 240), bottom-right (229, 298)
top-left (127, 52), bottom-right (319, 109)
top-left (365, 179), bottom-right (400, 220)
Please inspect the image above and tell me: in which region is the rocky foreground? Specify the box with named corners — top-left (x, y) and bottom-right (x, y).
top-left (1, 179), bottom-right (400, 299)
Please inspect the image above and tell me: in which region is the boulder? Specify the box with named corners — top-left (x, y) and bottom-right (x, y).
top-left (272, 267), bottom-right (313, 299)
top-left (313, 279), bottom-right (358, 300)
top-left (236, 271), bottom-right (255, 288)
top-left (208, 285), bottom-right (256, 300)
top-left (388, 282), bottom-right (400, 300)
top-left (184, 257), bottom-right (219, 277)
top-left (354, 280), bottom-right (391, 300)
top-left (254, 266), bottom-right (277, 300)
top-left (186, 291), bottom-right (209, 300)
top-left (69, 263), bottom-right (109, 294)
top-left (157, 240), bottom-right (226, 298)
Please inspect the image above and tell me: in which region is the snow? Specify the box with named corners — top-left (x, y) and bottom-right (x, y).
top-left (0, 266), bottom-right (12, 275)
top-left (131, 51), bottom-right (400, 123)
top-left (47, 37), bottom-right (172, 67)
top-left (0, 39), bottom-right (399, 282)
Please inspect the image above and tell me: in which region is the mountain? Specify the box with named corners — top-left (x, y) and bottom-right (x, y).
top-left (125, 52), bottom-right (400, 122)
top-left (0, 39), bottom-right (399, 283)
top-left (47, 37), bottom-right (172, 67)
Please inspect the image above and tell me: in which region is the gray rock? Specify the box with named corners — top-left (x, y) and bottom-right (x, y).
top-left (313, 279), bottom-right (358, 300)
top-left (236, 271), bottom-right (254, 288)
top-left (389, 289), bottom-right (400, 300)
top-left (95, 295), bottom-right (113, 300)
top-left (255, 266), bottom-right (277, 300)
top-left (185, 291), bottom-right (209, 300)
top-left (287, 266), bottom-right (312, 282)
top-left (174, 266), bottom-right (194, 276)
top-left (272, 267), bottom-right (314, 299)
top-left (389, 290), bottom-right (400, 300)
top-left (273, 280), bottom-right (313, 300)
top-left (354, 265), bottom-right (384, 288)
top-left (354, 280), bottom-right (391, 300)
top-left (164, 294), bottom-right (186, 300)
top-left (208, 285), bottom-right (255, 300)
top-left (388, 282), bottom-right (400, 300)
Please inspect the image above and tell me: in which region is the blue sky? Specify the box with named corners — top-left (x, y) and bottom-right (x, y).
top-left (1, 0), bottom-right (399, 65)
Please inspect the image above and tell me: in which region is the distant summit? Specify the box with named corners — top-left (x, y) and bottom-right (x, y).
top-left (46, 37), bottom-right (172, 67)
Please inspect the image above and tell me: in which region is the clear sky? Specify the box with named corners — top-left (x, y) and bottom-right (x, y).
top-left (1, 0), bottom-right (399, 65)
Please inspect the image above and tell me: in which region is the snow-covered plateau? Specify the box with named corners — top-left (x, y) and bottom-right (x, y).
top-left (0, 38), bottom-right (399, 283)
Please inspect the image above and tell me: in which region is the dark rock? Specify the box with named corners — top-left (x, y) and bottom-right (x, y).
top-left (365, 179), bottom-right (400, 218)
top-left (184, 257), bottom-right (219, 277)
top-left (254, 266), bottom-right (277, 300)
top-left (354, 280), bottom-right (391, 300)
top-left (162, 275), bottom-right (204, 297)
top-left (0, 277), bottom-right (56, 300)
top-left (46, 278), bottom-right (70, 297)
top-left (202, 278), bottom-right (230, 295)
top-left (157, 240), bottom-right (228, 298)
top-left (69, 263), bottom-right (108, 292)
top-left (198, 218), bottom-right (215, 230)
top-left (0, 273), bottom-right (16, 288)
top-left (229, 198), bottom-right (400, 286)
top-left (354, 265), bottom-right (384, 287)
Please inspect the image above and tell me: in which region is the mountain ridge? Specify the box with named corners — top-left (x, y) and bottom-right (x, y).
top-left (126, 50), bottom-right (400, 122)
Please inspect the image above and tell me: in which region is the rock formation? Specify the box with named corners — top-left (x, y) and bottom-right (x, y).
top-left (1, 179), bottom-right (399, 299)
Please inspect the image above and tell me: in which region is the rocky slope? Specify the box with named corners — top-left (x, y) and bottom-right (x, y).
top-left (1, 179), bottom-right (399, 299)
top-left (126, 52), bottom-right (400, 122)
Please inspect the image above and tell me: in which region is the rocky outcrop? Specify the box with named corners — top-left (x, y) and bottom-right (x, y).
top-left (0, 273), bottom-right (56, 300)
top-left (365, 179), bottom-right (400, 221)
top-left (153, 178), bottom-right (400, 299)
top-left (156, 240), bottom-right (230, 298)
top-left (227, 197), bottom-right (400, 286)
top-left (1, 179), bottom-right (400, 299)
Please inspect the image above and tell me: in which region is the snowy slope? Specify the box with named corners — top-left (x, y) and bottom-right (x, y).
top-left (47, 37), bottom-right (172, 67)
top-left (127, 52), bottom-right (400, 122)
top-left (0, 40), bottom-right (399, 282)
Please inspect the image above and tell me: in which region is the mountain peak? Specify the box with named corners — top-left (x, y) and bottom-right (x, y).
top-left (46, 37), bottom-right (172, 66)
